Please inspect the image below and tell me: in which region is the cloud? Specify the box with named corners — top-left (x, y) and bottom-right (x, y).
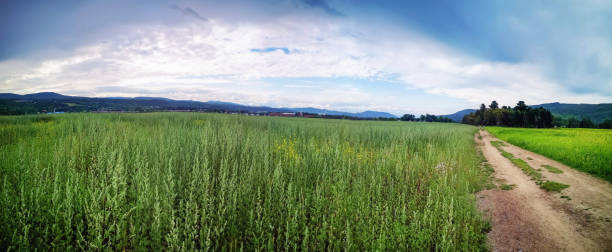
top-left (171, 5), bottom-right (208, 22)
top-left (302, 0), bottom-right (343, 16)
top-left (359, 0), bottom-right (612, 96)
top-left (0, 0), bottom-right (610, 115)
top-left (0, 0), bottom-right (212, 60)
top-left (93, 86), bottom-right (162, 95)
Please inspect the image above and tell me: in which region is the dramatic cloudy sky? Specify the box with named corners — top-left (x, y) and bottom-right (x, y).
top-left (1, 0), bottom-right (611, 115)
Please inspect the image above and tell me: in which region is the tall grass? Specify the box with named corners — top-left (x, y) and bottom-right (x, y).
top-left (1, 113), bottom-right (490, 250)
top-left (487, 127), bottom-right (612, 182)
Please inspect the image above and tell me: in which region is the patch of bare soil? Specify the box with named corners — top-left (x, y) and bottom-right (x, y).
top-left (476, 130), bottom-right (612, 252)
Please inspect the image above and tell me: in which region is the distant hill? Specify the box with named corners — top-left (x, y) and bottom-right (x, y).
top-left (440, 109), bottom-right (476, 122)
top-left (530, 102), bottom-right (612, 123)
top-left (289, 107), bottom-right (397, 118)
top-left (23, 92), bottom-right (73, 99)
top-left (0, 92), bottom-right (292, 115)
top-left (0, 92), bottom-right (71, 100)
top-left (354, 110), bottom-right (398, 118)
top-left (0, 92), bottom-right (397, 118)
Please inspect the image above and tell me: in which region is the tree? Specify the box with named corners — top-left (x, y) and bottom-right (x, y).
top-left (489, 100), bottom-right (499, 109)
top-left (514, 101), bottom-right (528, 111)
top-left (552, 116), bottom-right (565, 128)
top-left (579, 117), bottom-right (595, 128)
top-left (461, 100), bottom-right (554, 128)
top-left (462, 113), bottom-right (475, 124)
top-left (500, 107), bottom-right (512, 126)
top-left (401, 114), bottom-right (416, 121)
top-left (491, 109), bottom-right (503, 126)
top-left (475, 104), bottom-right (486, 125)
top-left (483, 109), bottom-right (495, 125)
top-left (599, 119), bottom-right (612, 129)
top-left (422, 114), bottom-right (437, 122)
top-left (531, 107), bottom-right (553, 128)
top-left (567, 117), bottom-right (579, 128)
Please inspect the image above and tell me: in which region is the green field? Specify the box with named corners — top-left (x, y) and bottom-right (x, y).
top-left (486, 127), bottom-right (612, 182)
top-left (0, 113), bottom-right (491, 250)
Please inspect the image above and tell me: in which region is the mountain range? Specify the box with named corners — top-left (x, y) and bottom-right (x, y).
top-left (440, 109), bottom-right (477, 122)
top-left (533, 102), bottom-right (612, 123)
top-left (0, 92), bottom-right (397, 118)
top-left (1, 92), bottom-right (610, 122)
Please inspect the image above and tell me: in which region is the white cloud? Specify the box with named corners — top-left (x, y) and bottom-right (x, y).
top-left (0, 5), bottom-right (609, 115)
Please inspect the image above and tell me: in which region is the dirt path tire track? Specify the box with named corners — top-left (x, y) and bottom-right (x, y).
top-left (476, 130), bottom-right (612, 252)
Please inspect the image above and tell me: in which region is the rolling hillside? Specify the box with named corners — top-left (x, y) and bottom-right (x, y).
top-left (0, 92), bottom-right (397, 118)
top-left (532, 102), bottom-right (612, 123)
top-left (289, 107), bottom-right (397, 118)
top-left (440, 109), bottom-right (476, 122)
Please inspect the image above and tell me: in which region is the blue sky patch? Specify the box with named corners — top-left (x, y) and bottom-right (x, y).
top-left (251, 47), bottom-right (290, 54)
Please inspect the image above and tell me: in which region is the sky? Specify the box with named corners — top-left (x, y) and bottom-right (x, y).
top-left (1, 0), bottom-right (611, 115)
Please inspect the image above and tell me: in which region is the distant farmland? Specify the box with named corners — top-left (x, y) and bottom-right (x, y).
top-left (487, 127), bottom-right (612, 182)
top-left (0, 113), bottom-right (491, 250)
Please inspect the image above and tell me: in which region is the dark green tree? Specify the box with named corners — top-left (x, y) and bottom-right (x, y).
top-left (514, 101), bottom-right (528, 111)
top-left (599, 119), bottom-right (612, 129)
top-left (401, 114), bottom-right (416, 121)
top-left (461, 100), bottom-right (553, 128)
top-left (567, 117), bottom-right (579, 128)
top-left (489, 101), bottom-right (499, 109)
top-left (579, 117), bottom-right (595, 128)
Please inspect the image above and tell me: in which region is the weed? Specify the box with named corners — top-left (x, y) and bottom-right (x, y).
top-left (542, 165), bottom-right (563, 174)
top-left (540, 181), bottom-right (570, 192)
top-left (500, 184), bottom-right (516, 190)
top-left (490, 141), bottom-right (504, 148)
top-left (510, 158), bottom-right (542, 180)
top-left (480, 162), bottom-right (496, 190)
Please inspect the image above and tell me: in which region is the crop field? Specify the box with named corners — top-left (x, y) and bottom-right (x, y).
top-left (486, 127), bottom-right (612, 182)
top-left (0, 113), bottom-right (491, 250)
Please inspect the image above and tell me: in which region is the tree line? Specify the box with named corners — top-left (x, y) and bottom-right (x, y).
top-left (552, 117), bottom-right (612, 129)
top-left (462, 101), bottom-right (612, 129)
top-left (400, 113), bottom-right (454, 123)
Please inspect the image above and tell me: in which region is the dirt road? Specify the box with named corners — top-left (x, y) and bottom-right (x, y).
top-left (476, 130), bottom-right (612, 252)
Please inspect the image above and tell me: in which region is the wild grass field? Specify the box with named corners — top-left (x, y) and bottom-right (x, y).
top-left (486, 127), bottom-right (612, 182)
top-left (0, 113), bottom-right (491, 250)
